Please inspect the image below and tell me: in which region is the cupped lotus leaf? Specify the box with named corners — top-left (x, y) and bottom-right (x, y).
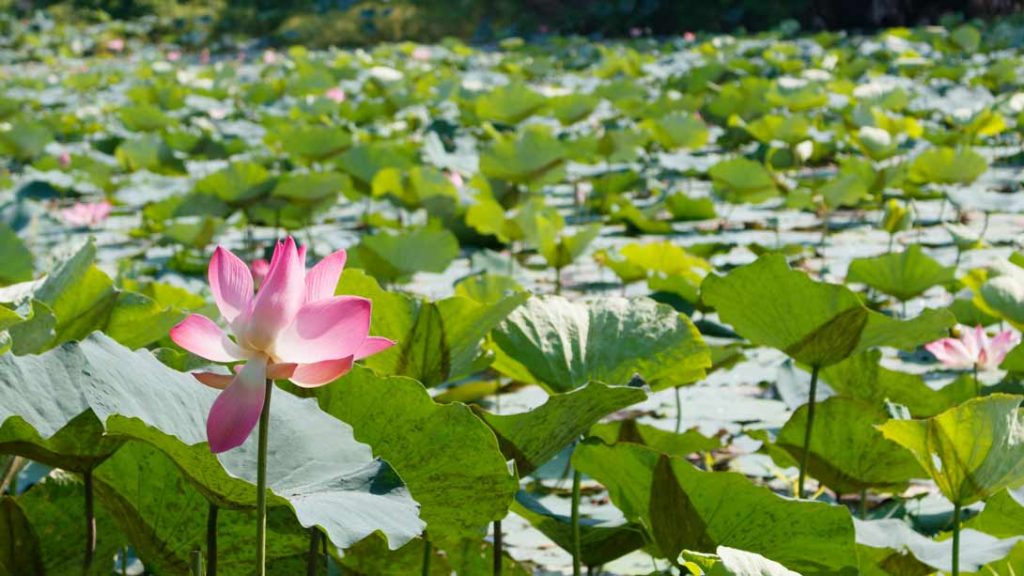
top-left (642, 113), bottom-right (709, 150)
top-left (453, 274), bottom-right (525, 305)
top-left (978, 263), bottom-right (1024, 329)
top-left (338, 269), bottom-right (527, 386)
top-left (0, 496), bottom-right (45, 576)
top-left (819, 174), bottom-right (870, 210)
top-left (272, 171), bottom-right (348, 203)
top-left (743, 114), bottom-right (810, 146)
top-left (474, 382), bottom-right (646, 476)
top-left (708, 158), bottom-right (778, 204)
top-left (0, 224), bottom-right (33, 286)
top-left (474, 83), bottom-right (548, 125)
top-left (855, 518), bottom-right (1023, 574)
top-left (118, 105), bottom-right (171, 132)
top-left (13, 474), bottom-right (126, 576)
top-left (822, 351), bottom-right (971, 418)
top-left (349, 226), bottom-right (460, 284)
top-left (666, 193), bottom-right (717, 221)
top-left (908, 147), bottom-right (987, 185)
top-left (115, 135), bottom-right (186, 175)
top-left (536, 222), bottom-right (601, 271)
top-left (480, 125), bottom-right (567, 186)
top-left (966, 488), bottom-right (1024, 539)
top-left (571, 441), bottom-right (859, 575)
top-left (846, 245), bottom-right (955, 302)
top-left (590, 420), bottom-right (720, 457)
top-left (267, 123), bottom-right (352, 163)
top-left (0, 410), bottom-right (122, 473)
top-left (680, 546), bottom-right (800, 576)
top-left (336, 141), bottom-right (417, 189)
top-left (371, 166), bottom-right (458, 211)
top-left (701, 254), bottom-right (955, 367)
top-left (489, 295), bottom-right (711, 393)
top-left (194, 162), bottom-right (275, 204)
top-left (0, 334), bottom-right (424, 551)
top-left (0, 121), bottom-right (53, 161)
top-left (511, 490), bottom-right (646, 566)
top-left (94, 441), bottom-right (311, 575)
top-left (305, 365), bottom-right (517, 547)
top-left (549, 94), bottom-right (599, 125)
top-left (774, 397), bottom-right (924, 493)
top-left (878, 394), bottom-right (1024, 506)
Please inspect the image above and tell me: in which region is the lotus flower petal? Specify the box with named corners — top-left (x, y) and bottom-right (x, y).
top-left (209, 247), bottom-right (253, 324)
top-left (354, 336), bottom-right (395, 360)
top-left (206, 358), bottom-right (267, 453)
top-left (170, 314), bottom-right (245, 362)
top-left (290, 357), bottom-right (355, 387)
top-left (242, 238), bottom-right (306, 351)
top-left (305, 248), bottom-right (347, 303)
top-left (273, 296), bottom-right (371, 364)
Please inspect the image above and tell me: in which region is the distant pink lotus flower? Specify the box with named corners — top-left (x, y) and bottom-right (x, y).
top-left (263, 49), bottom-right (277, 65)
top-left (683, 31), bottom-right (696, 42)
top-left (106, 38), bottom-right (125, 52)
top-left (170, 238), bottom-right (393, 452)
top-left (325, 87), bottom-right (346, 103)
top-left (446, 170), bottom-right (464, 188)
top-left (925, 325), bottom-right (1019, 371)
top-left (251, 258), bottom-right (270, 286)
top-left (538, 24), bottom-right (550, 34)
top-left (200, 48), bottom-right (210, 65)
top-left (61, 201), bottom-right (112, 227)
top-left (412, 46), bottom-right (431, 61)
top-left (58, 152), bottom-right (71, 168)
top-left (167, 50), bottom-right (181, 62)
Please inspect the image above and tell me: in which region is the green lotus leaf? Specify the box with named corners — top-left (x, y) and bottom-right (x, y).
top-left (348, 225), bottom-right (460, 284)
top-left (115, 135), bottom-right (186, 175)
top-left (266, 123), bottom-right (352, 163)
top-left (195, 162), bottom-right (275, 204)
top-left (680, 546), bottom-right (801, 576)
top-left (701, 254), bottom-right (955, 367)
top-left (846, 245), bottom-right (955, 302)
top-left (549, 94), bottom-right (599, 125)
top-left (337, 269), bottom-right (527, 386)
top-left (908, 147), bottom-right (987, 185)
top-left (590, 419), bottom-right (720, 457)
top-left (474, 82), bottom-right (547, 125)
top-left (744, 114), bottom-right (810, 146)
top-left (490, 295), bottom-right (711, 393)
top-left (271, 171), bottom-right (349, 204)
top-left (774, 397), bottom-right (924, 493)
top-left (0, 121), bottom-right (53, 161)
top-left (880, 394), bottom-right (1024, 507)
top-left (474, 381), bottom-right (646, 476)
top-left (511, 490), bottom-right (646, 566)
top-left (708, 158), bottom-right (778, 205)
top-left (118, 105), bottom-right (171, 132)
top-left (336, 141), bottom-right (417, 189)
top-left (480, 125), bottom-right (566, 186)
top-left (643, 113), bottom-right (709, 150)
top-left (572, 441), bottom-right (859, 574)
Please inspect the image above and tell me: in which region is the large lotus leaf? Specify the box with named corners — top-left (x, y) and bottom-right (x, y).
top-left (93, 441), bottom-right (309, 575)
top-left (743, 114), bottom-right (810, 146)
top-left (474, 382), bottom-right (646, 476)
top-left (855, 518), bottom-right (1023, 574)
top-left (490, 295), bottom-right (710, 393)
top-left (349, 226), bottom-right (459, 284)
top-left (549, 94), bottom-right (598, 125)
top-left (977, 263), bottom-right (1024, 329)
top-left (474, 83), bottom-right (547, 125)
top-left (337, 269), bottom-right (527, 386)
top-left (846, 245), bottom-right (955, 302)
top-left (708, 158), bottom-right (778, 204)
top-left (701, 255), bottom-right (955, 367)
top-left (590, 420), bottom-right (721, 457)
top-left (822, 351), bottom-right (971, 418)
top-left (572, 442), bottom-right (859, 575)
top-left (194, 162), bottom-right (275, 204)
top-left (0, 410), bottom-right (121, 473)
top-left (479, 125), bottom-right (567, 186)
top-left (267, 124), bottom-right (352, 163)
top-left (336, 142), bottom-right (417, 189)
top-left (878, 394), bottom-right (1024, 506)
top-left (536, 222), bottom-right (601, 270)
top-left (680, 546), bottom-right (800, 576)
top-left (908, 147), bottom-right (987, 185)
top-left (13, 474), bottom-right (126, 576)
top-left (0, 224), bottom-right (33, 286)
top-left (339, 533), bottom-right (529, 576)
top-left (774, 397), bottom-right (924, 493)
top-left (642, 113), bottom-right (709, 150)
top-left (966, 488), bottom-right (1024, 539)
top-left (119, 105), bottom-right (171, 132)
top-left (371, 166), bottom-right (458, 211)
top-left (271, 171), bottom-right (348, 204)
top-left (0, 334), bottom-right (423, 551)
top-left (114, 135), bottom-right (186, 175)
top-left (0, 121), bottom-right (52, 161)
top-left (305, 365), bottom-right (516, 547)
top-left (0, 497), bottom-right (45, 575)
top-left (511, 490), bottom-right (646, 566)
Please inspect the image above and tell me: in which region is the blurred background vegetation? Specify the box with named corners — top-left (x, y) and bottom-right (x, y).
top-left (4, 0), bottom-right (1023, 46)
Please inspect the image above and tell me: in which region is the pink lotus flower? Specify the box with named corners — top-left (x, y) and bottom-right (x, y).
top-left (167, 50), bottom-right (181, 62)
top-left (58, 152), bottom-right (71, 168)
top-left (61, 201), bottom-right (112, 227)
top-left (262, 49), bottom-right (277, 65)
top-left (925, 325), bottom-right (1019, 371)
top-left (446, 170), bottom-right (464, 188)
top-left (411, 46), bottom-right (432, 61)
top-left (106, 38), bottom-right (125, 52)
top-left (251, 258), bottom-right (270, 286)
top-left (683, 31), bottom-right (696, 42)
top-left (325, 87), bottom-right (346, 103)
top-left (170, 238), bottom-right (394, 452)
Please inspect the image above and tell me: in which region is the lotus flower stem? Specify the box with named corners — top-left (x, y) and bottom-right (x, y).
top-left (674, 387), bottom-right (683, 434)
top-left (797, 365), bottom-right (821, 498)
top-left (84, 468), bottom-right (96, 570)
top-left (256, 378), bottom-right (274, 576)
top-left (190, 548), bottom-right (204, 576)
top-left (859, 489), bottom-right (868, 519)
top-left (493, 520), bottom-right (503, 576)
top-left (952, 503), bottom-right (962, 576)
top-left (307, 528), bottom-right (319, 576)
top-left (571, 469), bottom-right (582, 576)
top-left (207, 503), bottom-right (218, 576)
top-left (973, 363), bottom-right (980, 396)
top-left (421, 536), bottom-right (431, 576)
